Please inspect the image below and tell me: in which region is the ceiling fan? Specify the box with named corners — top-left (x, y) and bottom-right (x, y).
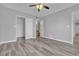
top-left (29, 3), bottom-right (50, 12)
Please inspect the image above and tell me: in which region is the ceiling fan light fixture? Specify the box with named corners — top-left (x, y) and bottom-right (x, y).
top-left (39, 4), bottom-right (43, 10)
top-left (29, 3), bottom-right (49, 12)
top-left (36, 5), bottom-right (39, 9)
top-left (36, 4), bottom-right (43, 10)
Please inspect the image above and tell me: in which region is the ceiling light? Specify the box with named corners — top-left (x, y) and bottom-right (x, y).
top-left (29, 3), bottom-right (49, 12)
top-left (36, 4), bottom-right (43, 10)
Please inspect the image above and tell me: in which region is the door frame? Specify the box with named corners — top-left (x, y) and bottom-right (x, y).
top-left (16, 15), bottom-right (26, 39)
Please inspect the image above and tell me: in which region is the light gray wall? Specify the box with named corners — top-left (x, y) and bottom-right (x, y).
top-left (42, 10), bottom-right (72, 44)
top-left (42, 4), bottom-right (79, 44)
top-left (0, 5), bottom-right (35, 42)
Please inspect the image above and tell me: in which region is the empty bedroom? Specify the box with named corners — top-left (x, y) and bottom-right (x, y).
top-left (0, 3), bottom-right (79, 56)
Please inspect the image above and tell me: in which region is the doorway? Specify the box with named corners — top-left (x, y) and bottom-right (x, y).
top-left (36, 19), bottom-right (44, 38)
top-left (73, 11), bottom-right (79, 43)
top-left (16, 16), bottom-right (26, 40)
top-left (16, 16), bottom-right (34, 40)
top-left (75, 19), bottom-right (79, 36)
top-left (74, 19), bottom-right (79, 42)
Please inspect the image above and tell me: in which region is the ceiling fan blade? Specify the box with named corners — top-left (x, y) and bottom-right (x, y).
top-left (29, 5), bottom-right (36, 7)
top-left (43, 5), bottom-right (50, 9)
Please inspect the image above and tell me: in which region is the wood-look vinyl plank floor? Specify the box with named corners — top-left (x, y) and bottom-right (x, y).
top-left (0, 36), bottom-right (79, 56)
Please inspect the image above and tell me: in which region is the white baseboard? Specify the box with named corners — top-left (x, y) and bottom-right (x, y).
top-left (43, 36), bottom-right (73, 44)
top-left (0, 37), bottom-right (73, 45)
top-left (0, 40), bottom-right (16, 45)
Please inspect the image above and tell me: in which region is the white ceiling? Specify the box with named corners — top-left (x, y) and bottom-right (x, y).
top-left (1, 3), bottom-right (77, 17)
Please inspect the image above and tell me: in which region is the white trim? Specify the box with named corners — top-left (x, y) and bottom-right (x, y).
top-left (16, 15), bottom-right (17, 40)
top-left (43, 36), bottom-right (73, 44)
top-left (72, 12), bottom-right (74, 44)
top-left (0, 40), bottom-right (16, 45)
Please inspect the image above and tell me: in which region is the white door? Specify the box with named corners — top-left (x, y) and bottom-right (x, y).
top-left (25, 18), bottom-right (33, 39)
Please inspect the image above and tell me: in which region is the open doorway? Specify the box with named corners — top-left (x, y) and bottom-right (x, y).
top-left (35, 18), bottom-right (44, 40)
top-left (75, 19), bottom-right (79, 36)
top-left (16, 16), bottom-right (34, 40)
top-left (73, 11), bottom-right (79, 43)
top-left (74, 19), bottom-right (79, 42)
top-left (16, 16), bottom-right (26, 40)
